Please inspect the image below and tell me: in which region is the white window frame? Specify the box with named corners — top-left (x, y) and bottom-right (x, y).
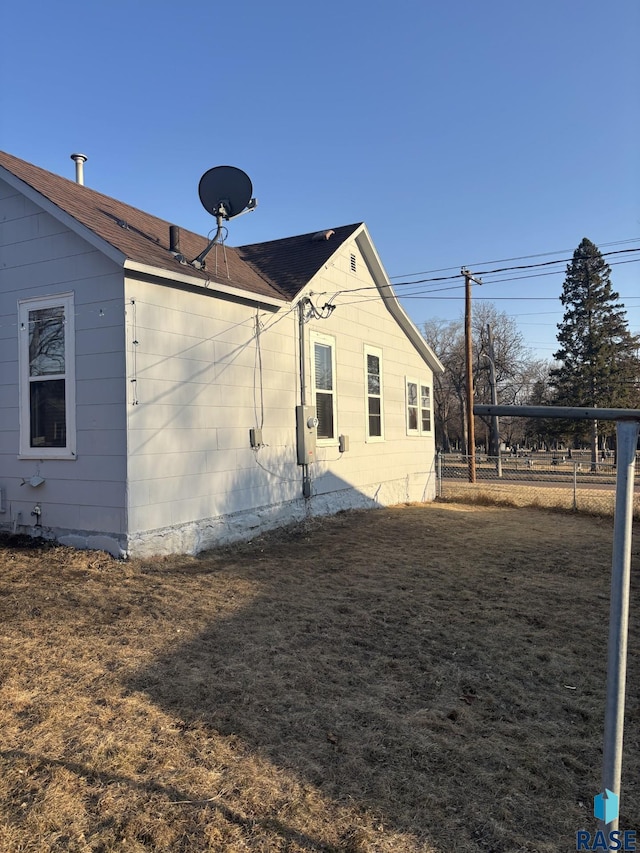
top-left (420, 382), bottom-right (432, 434)
top-left (310, 330), bottom-right (338, 445)
top-left (18, 293), bottom-right (76, 459)
top-left (364, 344), bottom-right (384, 442)
top-left (405, 376), bottom-right (432, 436)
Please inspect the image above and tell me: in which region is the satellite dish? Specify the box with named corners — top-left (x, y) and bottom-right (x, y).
top-left (191, 166), bottom-right (258, 269)
top-left (198, 166), bottom-right (254, 219)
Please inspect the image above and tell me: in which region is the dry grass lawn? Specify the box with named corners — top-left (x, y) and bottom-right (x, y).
top-left (1, 503), bottom-right (639, 852)
top-left (439, 481), bottom-right (640, 518)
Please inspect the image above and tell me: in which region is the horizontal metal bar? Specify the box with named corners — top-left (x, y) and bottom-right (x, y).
top-left (474, 405), bottom-right (640, 422)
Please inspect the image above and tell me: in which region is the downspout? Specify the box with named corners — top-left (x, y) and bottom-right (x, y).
top-left (298, 300), bottom-right (312, 498)
top-left (299, 300), bottom-right (307, 408)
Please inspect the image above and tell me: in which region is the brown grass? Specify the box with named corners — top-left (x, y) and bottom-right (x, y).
top-left (1, 504), bottom-right (639, 852)
top-left (439, 481), bottom-right (640, 518)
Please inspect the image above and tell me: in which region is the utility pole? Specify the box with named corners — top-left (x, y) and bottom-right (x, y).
top-left (462, 268), bottom-right (482, 483)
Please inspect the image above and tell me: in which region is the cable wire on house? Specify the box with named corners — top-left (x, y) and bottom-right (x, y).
top-left (251, 448), bottom-right (302, 482)
top-left (253, 310), bottom-right (265, 431)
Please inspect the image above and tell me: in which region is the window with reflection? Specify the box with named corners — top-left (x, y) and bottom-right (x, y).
top-left (365, 346), bottom-right (383, 440)
top-left (406, 377), bottom-right (431, 436)
top-left (311, 332), bottom-right (337, 441)
top-left (19, 295), bottom-right (75, 457)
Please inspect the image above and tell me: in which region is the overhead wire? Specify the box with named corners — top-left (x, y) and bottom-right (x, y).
top-left (388, 247), bottom-right (640, 290)
top-left (389, 237), bottom-right (640, 280)
top-left (268, 245), bottom-right (640, 317)
top-left (326, 257), bottom-right (640, 309)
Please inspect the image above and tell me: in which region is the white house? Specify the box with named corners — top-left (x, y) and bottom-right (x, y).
top-left (0, 151), bottom-right (443, 557)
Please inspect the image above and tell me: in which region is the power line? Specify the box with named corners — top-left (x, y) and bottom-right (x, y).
top-left (477, 256), bottom-right (640, 286)
top-left (389, 248), bottom-right (640, 290)
top-left (327, 256), bottom-right (640, 308)
top-left (474, 246), bottom-right (640, 277)
top-left (389, 236), bottom-right (640, 280)
top-left (372, 256), bottom-right (640, 299)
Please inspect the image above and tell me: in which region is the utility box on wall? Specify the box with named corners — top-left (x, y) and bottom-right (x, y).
top-left (296, 405), bottom-right (318, 465)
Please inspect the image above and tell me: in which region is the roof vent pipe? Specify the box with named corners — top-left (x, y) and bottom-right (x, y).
top-left (169, 225), bottom-right (181, 253)
top-left (70, 153), bottom-right (88, 185)
top-left (169, 225), bottom-right (187, 264)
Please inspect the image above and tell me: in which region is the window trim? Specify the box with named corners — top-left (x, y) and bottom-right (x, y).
top-left (405, 376), bottom-right (432, 437)
top-left (364, 344), bottom-right (384, 442)
top-left (420, 382), bottom-right (432, 434)
top-left (310, 330), bottom-right (338, 445)
top-left (18, 293), bottom-right (76, 459)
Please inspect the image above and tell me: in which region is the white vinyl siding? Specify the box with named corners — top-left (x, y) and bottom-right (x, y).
top-left (310, 331), bottom-right (337, 442)
top-left (406, 377), bottom-right (431, 436)
top-left (18, 293), bottom-right (76, 458)
top-left (364, 345), bottom-right (384, 441)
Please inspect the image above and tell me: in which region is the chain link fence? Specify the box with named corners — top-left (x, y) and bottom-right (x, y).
top-left (436, 451), bottom-right (640, 518)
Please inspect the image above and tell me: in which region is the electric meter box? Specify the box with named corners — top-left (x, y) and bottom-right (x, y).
top-left (296, 405), bottom-right (318, 465)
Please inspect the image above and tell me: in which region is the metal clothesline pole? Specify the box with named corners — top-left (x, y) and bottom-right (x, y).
top-left (475, 404), bottom-right (639, 836)
top-left (600, 418), bottom-right (639, 834)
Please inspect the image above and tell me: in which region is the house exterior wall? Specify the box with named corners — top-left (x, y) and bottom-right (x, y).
top-left (0, 179), bottom-right (128, 554)
top-left (123, 276), bottom-right (302, 555)
top-left (0, 175), bottom-right (437, 559)
top-left (123, 234), bottom-right (437, 557)
top-left (299, 234), bottom-right (437, 507)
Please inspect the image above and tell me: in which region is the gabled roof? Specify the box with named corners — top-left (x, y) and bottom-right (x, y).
top-left (0, 151), bottom-right (443, 373)
top-left (0, 151), bottom-right (359, 304)
top-left (238, 224), bottom-right (362, 300)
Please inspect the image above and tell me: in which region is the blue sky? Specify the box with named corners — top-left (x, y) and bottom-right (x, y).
top-left (2, 0), bottom-right (638, 361)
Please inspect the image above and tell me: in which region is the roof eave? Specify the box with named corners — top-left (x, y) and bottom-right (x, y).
top-left (123, 260), bottom-right (287, 309)
top-left (355, 226), bottom-right (445, 374)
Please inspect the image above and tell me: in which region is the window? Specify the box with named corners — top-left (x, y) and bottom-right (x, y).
top-left (406, 377), bottom-right (431, 436)
top-left (420, 384), bottom-right (432, 432)
top-left (310, 331), bottom-right (337, 442)
top-left (364, 345), bottom-right (384, 440)
top-left (406, 380), bottom-right (419, 433)
top-left (19, 294), bottom-right (75, 458)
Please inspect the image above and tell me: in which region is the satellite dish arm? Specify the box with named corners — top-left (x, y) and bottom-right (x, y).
top-left (189, 198), bottom-right (258, 269)
top-left (190, 213), bottom-right (226, 269)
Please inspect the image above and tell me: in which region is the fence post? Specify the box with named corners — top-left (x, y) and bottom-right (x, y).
top-left (600, 419), bottom-right (640, 833)
top-left (437, 452), bottom-right (442, 498)
top-left (573, 462), bottom-right (578, 511)
top-left (473, 402), bottom-right (640, 830)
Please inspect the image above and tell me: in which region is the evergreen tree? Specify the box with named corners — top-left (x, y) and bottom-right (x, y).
top-left (550, 238), bottom-right (640, 461)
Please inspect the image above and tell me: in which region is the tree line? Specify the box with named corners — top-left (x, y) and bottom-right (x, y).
top-left (423, 239), bottom-right (640, 459)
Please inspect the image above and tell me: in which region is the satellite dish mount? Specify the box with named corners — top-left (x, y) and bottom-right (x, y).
top-left (191, 166), bottom-right (257, 269)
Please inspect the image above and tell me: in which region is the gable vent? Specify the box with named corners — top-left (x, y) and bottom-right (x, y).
top-left (350, 253), bottom-right (357, 273)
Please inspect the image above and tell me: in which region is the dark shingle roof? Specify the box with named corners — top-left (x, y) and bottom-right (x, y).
top-left (238, 224), bottom-right (362, 300)
top-left (0, 151), bottom-right (360, 302)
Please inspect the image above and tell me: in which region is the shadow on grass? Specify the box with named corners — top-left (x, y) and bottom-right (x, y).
top-left (1, 748), bottom-right (338, 853)
top-left (125, 512), bottom-right (615, 852)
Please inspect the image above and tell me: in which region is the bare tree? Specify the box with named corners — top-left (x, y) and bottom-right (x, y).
top-left (422, 318), bottom-right (465, 452)
top-left (423, 304), bottom-right (538, 452)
